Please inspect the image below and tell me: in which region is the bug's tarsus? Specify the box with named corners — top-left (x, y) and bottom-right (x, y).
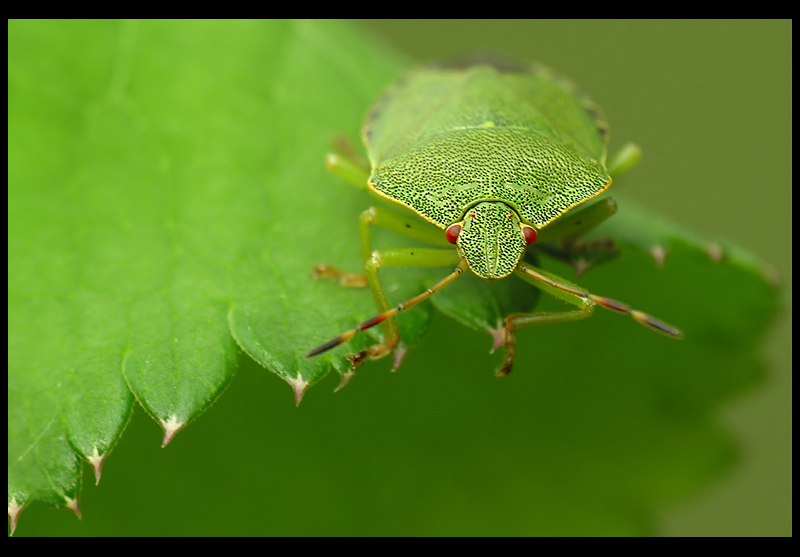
top-left (520, 265), bottom-right (683, 339)
top-left (346, 349), bottom-right (372, 370)
top-left (495, 325), bottom-right (515, 377)
top-left (588, 293), bottom-right (683, 338)
top-left (305, 331), bottom-right (354, 358)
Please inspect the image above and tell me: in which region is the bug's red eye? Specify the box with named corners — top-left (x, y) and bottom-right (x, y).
top-left (445, 223), bottom-right (462, 244)
top-left (522, 225), bottom-right (538, 245)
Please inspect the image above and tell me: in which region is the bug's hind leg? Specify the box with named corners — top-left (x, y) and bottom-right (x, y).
top-left (325, 143), bottom-right (371, 192)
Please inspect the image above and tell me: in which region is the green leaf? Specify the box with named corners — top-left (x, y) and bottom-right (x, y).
top-left (8, 19), bottom-right (782, 536)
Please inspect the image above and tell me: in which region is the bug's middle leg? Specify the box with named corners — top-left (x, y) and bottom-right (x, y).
top-left (535, 197), bottom-right (620, 277)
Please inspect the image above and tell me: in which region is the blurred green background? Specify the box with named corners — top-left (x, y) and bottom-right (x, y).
top-left (13, 20), bottom-right (790, 536)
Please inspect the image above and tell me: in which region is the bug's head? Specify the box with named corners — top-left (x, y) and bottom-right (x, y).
top-left (445, 201), bottom-right (537, 280)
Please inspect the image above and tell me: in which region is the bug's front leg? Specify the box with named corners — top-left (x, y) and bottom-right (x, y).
top-left (308, 249), bottom-right (464, 370)
top-left (310, 205), bottom-right (459, 370)
top-left (497, 308), bottom-right (594, 377)
top-left (495, 262), bottom-right (683, 376)
top-left (346, 247), bottom-right (462, 369)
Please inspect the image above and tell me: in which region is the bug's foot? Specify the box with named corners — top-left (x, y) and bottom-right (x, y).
top-left (312, 264), bottom-right (368, 287)
top-left (346, 350), bottom-right (369, 370)
top-left (391, 345), bottom-right (408, 372)
top-left (494, 322), bottom-right (516, 377)
top-left (346, 340), bottom-right (396, 370)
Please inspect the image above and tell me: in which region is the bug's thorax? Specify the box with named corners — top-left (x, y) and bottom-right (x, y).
top-left (449, 201), bottom-right (534, 280)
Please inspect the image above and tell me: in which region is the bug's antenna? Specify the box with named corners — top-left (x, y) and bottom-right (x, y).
top-left (518, 264), bottom-right (683, 338)
top-left (307, 259), bottom-right (469, 359)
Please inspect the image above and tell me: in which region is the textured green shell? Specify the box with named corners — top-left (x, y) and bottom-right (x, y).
top-left (363, 59), bottom-right (611, 230)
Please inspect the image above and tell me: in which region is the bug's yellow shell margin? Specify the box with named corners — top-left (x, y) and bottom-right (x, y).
top-left (362, 58), bottom-right (611, 230)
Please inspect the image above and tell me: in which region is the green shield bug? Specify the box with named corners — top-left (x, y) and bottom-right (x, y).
top-left (307, 55), bottom-right (683, 376)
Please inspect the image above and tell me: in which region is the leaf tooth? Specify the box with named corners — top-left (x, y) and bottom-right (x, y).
top-left (487, 320), bottom-right (505, 354)
top-left (87, 448), bottom-right (107, 485)
top-left (391, 345), bottom-right (408, 372)
top-left (649, 245), bottom-right (667, 267)
top-left (8, 498), bottom-right (23, 537)
top-left (572, 258), bottom-right (593, 279)
top-left (334, 371), bottom-right (355, 392)
top-left (287, 372), bottom-right (310, 407)
top-left (64, 496), bottom-right (82, 520)
top-left (704, 241), bottom-right (724, 263)
top-left (159, 415), bottom-right (185, 448)
top-left (760, 263), bottom-right (781, 288)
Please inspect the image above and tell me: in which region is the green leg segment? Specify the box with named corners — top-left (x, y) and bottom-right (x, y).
top-left (353, 246), bottom-right (462, 368)
top-left (606, 142), bottom-right (642, 179)
top-left (357, 208), bottom-right (460, 353)
top-left (325, 152), bottom-right (370, 190)
top-left (307, 251), bottom-right (465, 368)
top-left (535, 197), bottom-right (620, 277)
top-left (536, 197), bottom-right (617, 244)
top-left (495, 266), bottom-right (595, 376)
top-left (315, 149), bottom-right (467, 369)
top-left (494, 261), bottom-right (683, 376)
top-left (498, 308), bottom-right (594, 377)
top-left (309, 203), bottom-right (463, 369)
top-left (314, 205), bottom-right (452, 285)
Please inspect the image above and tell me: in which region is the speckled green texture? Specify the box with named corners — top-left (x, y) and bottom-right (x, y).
top-left (456, 201), bottom-right (526, 279)
top-left (364, 61), bottom-right (610, 279)
top-left (365, 63), bottom-right (610, 230)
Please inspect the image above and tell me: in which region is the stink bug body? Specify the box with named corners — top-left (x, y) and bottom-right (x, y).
top-left (307, 56), bottom-right (682, 376)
